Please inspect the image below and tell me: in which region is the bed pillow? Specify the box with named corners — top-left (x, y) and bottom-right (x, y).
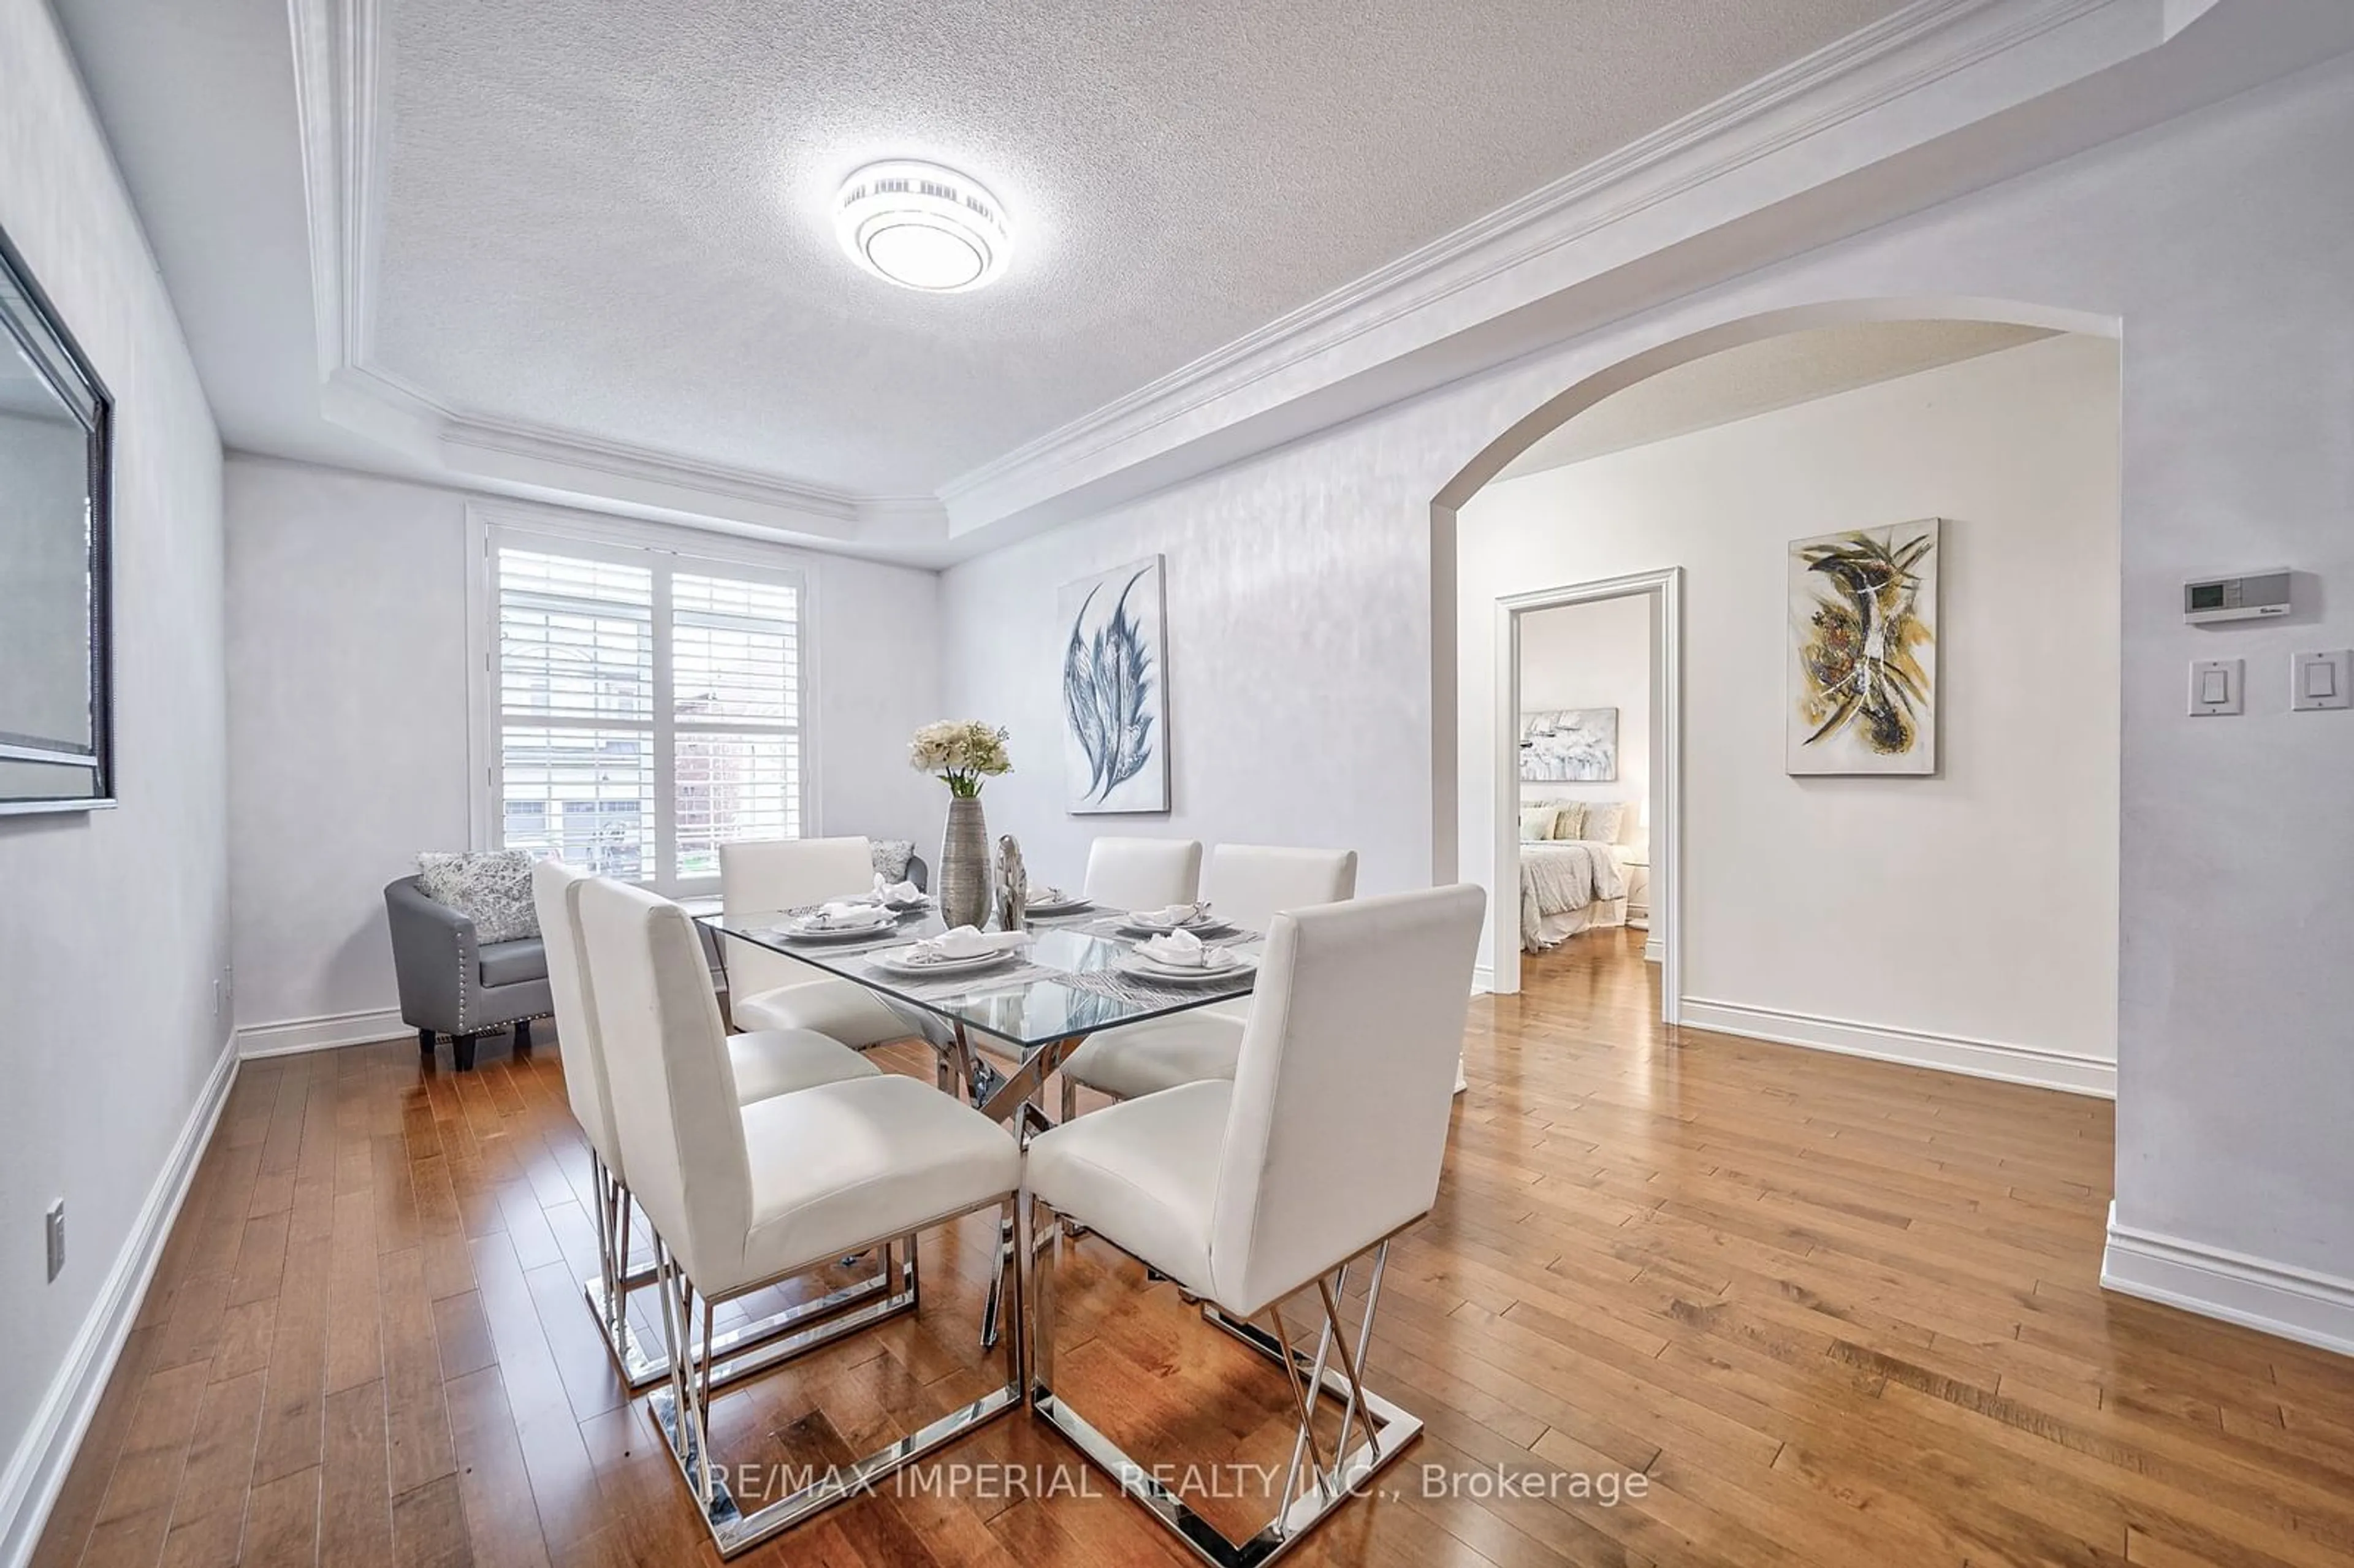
top-left (1517, 805), bottom-right (1559, 842)
top-left (1581, 802), bottom-right (1626, 844)
top-left (1548, 801), bottom-right (1586, 840)
top-left (416, 850), bottom-right (539, 943)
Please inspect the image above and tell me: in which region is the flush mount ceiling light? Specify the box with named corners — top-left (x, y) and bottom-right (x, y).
top-left (834, 160), bottom-right (1012, 292)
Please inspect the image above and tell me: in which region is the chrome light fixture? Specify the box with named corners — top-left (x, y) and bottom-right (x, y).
top-left (834, 160), bottom-right (1011, 292)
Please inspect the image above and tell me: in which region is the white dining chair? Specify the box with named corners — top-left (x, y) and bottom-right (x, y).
top-left (720, 837), bottom-right (912, 1048)
top-left (574, 875), bottom-right (1024, 1556)
top-left (1081, 835), bottom-right (1202, 911)
top-left (1057, 844), bottom-right (1357, 1111)
top-left (1018, 885), bottom-right (1485, 1565)
top-left (533, 859), bottom-right (886, 1390)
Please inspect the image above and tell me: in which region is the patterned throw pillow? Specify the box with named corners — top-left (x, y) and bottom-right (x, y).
top-left (1580, 802), bottom-right (1626, 844)
top-left (1549, 801), bottom-right (1587, 840)
top-left (417, 850), bottom-right (540, 944)
top-left (870, 839), bottom-right (915, 882)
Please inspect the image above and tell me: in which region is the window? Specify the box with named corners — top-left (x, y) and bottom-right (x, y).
top-left (478, 521), bottom-right (806, 894)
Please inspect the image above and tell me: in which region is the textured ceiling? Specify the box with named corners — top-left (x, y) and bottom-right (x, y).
top-left (371, 0), bottom-right (1905, 496)
top-left (1498, 320), bottom-right (2060, 480)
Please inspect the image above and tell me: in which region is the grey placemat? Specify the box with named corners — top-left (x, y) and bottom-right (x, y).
top-left (1057, 964), bottom-right (1257, 1011)
top-left (850, 954), bottom-right (1060, 1002)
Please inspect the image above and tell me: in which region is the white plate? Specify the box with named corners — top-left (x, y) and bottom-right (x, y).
top-left (1116, 951), bottom-right (1256, 984)
top-left (869, 946), bottom-right (1019, 978)
top-left (782, 911), bottom-right (897, 942)
top-left (1118, 911), bottom-right (1228, 936)
top-left (1024, 892), bottom-right (1091, 916)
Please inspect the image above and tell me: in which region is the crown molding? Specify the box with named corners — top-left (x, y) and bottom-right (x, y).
top-left (936, 0), bottom-right (2201, 535)
top-left (285, 0), bottom-right (944, 549)
top-left (284, 0), bottom-right (2247, 557)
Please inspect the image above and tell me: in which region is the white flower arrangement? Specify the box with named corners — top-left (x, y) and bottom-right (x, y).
top-left (909, 720), bottom-right (1013, 798)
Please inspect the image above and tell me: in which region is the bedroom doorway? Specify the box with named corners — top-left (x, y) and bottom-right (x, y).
top-left (1491, 568), bottom-right (1681, 1016)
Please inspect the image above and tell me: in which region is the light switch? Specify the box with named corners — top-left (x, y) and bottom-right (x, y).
top-left (2188, 658), bottom-right (2243, 716)
top-left (2291, 649), bottom-right (2352, 711)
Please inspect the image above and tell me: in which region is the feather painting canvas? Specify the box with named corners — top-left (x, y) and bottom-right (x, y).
top-left (1061, 557), bottom-right (1171, 813)
top-left (1788, 519), bottom-right (1940, 775)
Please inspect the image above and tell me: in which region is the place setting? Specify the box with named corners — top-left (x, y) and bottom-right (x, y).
top-left (864, 923), bottom-right (1035, 987)
top-left (1111, 923), bottom-right (1258, 989)
top-left (1020, 882), bottom-right (1094, 919)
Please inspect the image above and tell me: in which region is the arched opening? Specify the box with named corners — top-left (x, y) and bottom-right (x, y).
top-left (1431, 299), bottom-right (2123, 1098)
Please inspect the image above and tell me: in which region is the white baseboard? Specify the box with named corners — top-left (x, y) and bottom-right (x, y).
top-left (235, 1007), bottom-right (409, 1059)
top-left (0, 1034), bottom-right (239, 1568)
top-left (2102, 1205), bottom-right (2354, 1360)
top-left (1677, 997), bottom-right (2115, 1098)
top-left (1642, 935), bottom-right (1663, 963)
top-left (1471, 965), bottom-right (1495, 996)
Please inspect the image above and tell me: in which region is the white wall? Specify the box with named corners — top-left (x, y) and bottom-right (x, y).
top-left (1515, 595), bottom-right (1652, 834)
top-left (224, 456), bottom-right (943, 1045)
top-left (0, 2), bottom-right (229, 1555)
top-left (939, 59), bottom-right (2354, 1334)
top-left (1466, 335), bottom-right (2121, 1079)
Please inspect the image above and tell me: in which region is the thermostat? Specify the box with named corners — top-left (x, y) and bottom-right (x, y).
top-left (2184, 570), bottom-right (2291, 624)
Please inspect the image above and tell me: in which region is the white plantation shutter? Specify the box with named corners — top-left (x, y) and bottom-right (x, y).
top-left (487, 529), bottom-right (806, 893)
top-left (671, 571), bottom-right (802, 880)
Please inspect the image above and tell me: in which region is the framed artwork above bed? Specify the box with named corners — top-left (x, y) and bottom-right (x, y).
top-left (1519, 708), bottom-right (1617, 782)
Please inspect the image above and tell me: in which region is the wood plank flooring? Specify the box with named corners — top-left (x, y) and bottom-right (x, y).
top-left (34, 926), bottom-right (2354, 1567)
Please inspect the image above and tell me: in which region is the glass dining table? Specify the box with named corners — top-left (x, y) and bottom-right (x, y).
top-left (694, 900), bottom-right (1262, 1134)
top-left (695, 899), bottom-right (1262, 1348)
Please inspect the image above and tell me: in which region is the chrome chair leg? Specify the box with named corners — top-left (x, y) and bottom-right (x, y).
top-left (647, 1198), bottom-right (1023, 1558)
top-left (582, 1153), bottom-right (902, 1391)
top-left (1027, 1225), bottom-right (1418, 1568)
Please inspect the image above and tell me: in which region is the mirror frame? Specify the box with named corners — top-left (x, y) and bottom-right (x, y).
top-left (0, 221), bottom-right (115, 816)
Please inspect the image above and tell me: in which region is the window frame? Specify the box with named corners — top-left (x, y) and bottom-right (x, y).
top-left (465, 501), bottom-right (821, 896)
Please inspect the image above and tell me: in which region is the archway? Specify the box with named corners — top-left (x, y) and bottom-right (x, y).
top-left (1429, 297), bottom-right (2122, 1027)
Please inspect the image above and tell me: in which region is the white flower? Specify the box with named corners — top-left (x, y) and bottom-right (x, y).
top-left (909, 720), bottom-right (1012, 796)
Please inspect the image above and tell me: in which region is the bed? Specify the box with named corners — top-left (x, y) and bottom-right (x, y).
top-left (1517, 799), bottom-right (1634, 952)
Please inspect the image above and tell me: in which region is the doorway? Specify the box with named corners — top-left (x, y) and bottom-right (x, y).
top-left (1490, 568), bottom-right (1681, 1015)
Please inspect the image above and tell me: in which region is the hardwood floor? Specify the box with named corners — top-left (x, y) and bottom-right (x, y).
top-left (35, 929), bottom-right (2354, 1568)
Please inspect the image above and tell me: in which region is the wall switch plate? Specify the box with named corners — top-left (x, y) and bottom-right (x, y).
top-left (45, 1201), bottom-right (64, 1282)
top-left (2188, 658), bottom-right (2243, 716)
top-left (2291, 649), bottom-right (2351, 711)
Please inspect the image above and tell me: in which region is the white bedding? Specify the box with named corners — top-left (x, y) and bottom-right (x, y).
top-left (1519, 839), bottom-right (1629, 951)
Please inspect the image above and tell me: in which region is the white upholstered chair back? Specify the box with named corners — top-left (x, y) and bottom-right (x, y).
top-left (1208, 885), bottom-right (1485, 1317)
top-left (1203, 845), bottom-right (1358, 932)
top-left (720, 837), bottom-right (875, 999)
top-left (1082, 837), bottom-right (1202, 911)
top-left (573, 876), bottom-right (752, 1290)
top-left (533, 859), bottom-right (622, 1176)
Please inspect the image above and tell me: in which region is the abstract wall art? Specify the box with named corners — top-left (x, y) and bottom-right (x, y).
top-left (1061, 555), bottom-right (1171, 813)
top-left (1788, 519), bottom-right (1940, 775)
top-left (1519, 708), bottom-right (1618, 782)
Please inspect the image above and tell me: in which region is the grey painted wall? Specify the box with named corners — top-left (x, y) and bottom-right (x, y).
top-left (945, 60), bottom-right (2354, 1296)
top-left (0, 0), bottom-right (229, 1534)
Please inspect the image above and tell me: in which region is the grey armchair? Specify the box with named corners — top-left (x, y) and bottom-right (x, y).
top-left (384, 875), bottom-right (552, 1070)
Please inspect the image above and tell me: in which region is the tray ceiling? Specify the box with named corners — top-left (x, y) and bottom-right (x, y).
top-left (366, 0), bottom-right (1903, 495)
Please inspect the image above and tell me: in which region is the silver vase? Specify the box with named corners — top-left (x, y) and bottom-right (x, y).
top-left (937, 794), bottom-right (992, 929)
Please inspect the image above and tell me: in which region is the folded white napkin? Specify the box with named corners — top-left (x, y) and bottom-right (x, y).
top-left (806, 900), bottom-right (885, 928)
top-left (1136, 927), bottom-right (1233, 969)
top-left (1142, 902), bottom-right (1211, 927)
top-left (1026, 884), bottom-right (1068, 904)
top-left (911, 925), bottom-right (1029, 961)
top-left (871, 874), bottom-right (924, 904)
